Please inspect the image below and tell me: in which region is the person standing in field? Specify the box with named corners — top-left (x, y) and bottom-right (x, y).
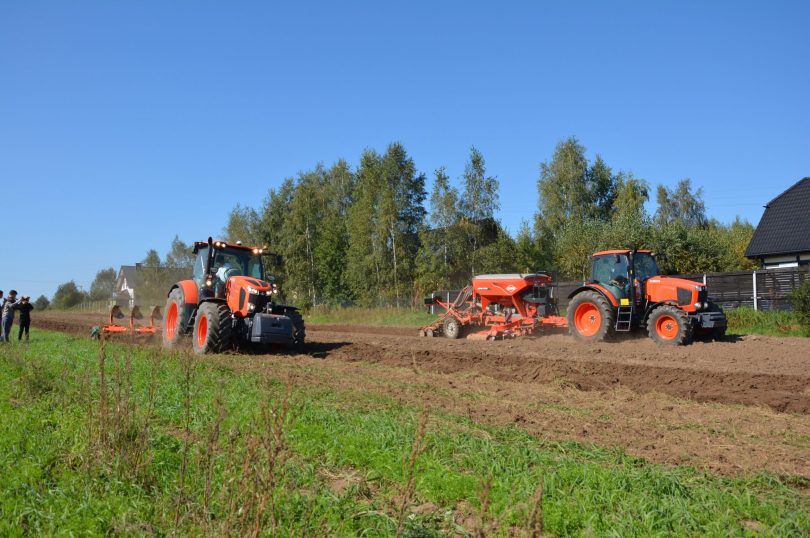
top-left (1, 289), bottom-right (18, 342)
top-left (14, 295), bottom-right (33, 342)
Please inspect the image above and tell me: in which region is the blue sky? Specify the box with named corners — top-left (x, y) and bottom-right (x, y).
top-left (1, 1), bottom-right (808, 300)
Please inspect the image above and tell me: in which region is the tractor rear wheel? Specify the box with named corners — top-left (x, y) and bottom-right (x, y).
top-left (647, 305), bottom-right (693, 346)
top-left (192, 302), bottom-right (233, 354)
top-left (163, 288), bottom-right (189, 348)
top-left (567, 291), bottom-right (614, 342)
top-left (443, 317), bottom-right (462, 339)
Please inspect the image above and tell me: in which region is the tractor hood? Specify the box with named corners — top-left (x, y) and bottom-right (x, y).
top-left (645, 276), bottom-right (706, 311)
top-left (225, 276), bottom-right (277, 317)
top-left (228, 275), bottom-right (274, 293)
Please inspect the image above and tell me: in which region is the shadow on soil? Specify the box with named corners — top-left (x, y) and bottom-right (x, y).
top-left (303, 341), bottom-right (351, 359)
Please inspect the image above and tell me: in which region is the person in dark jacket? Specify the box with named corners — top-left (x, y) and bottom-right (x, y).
top-left (1, 289), bottom-right (17, 342)
top-left (14, 295), bottom-right (34, 342)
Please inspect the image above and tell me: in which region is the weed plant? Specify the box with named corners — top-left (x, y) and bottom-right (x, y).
top-left (726, 307), bottom-right (805, 337)
top-left (0, 332), bottom-right (808, 536)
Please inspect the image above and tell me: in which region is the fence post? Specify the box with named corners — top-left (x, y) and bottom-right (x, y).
top-left (703, 273), bottom-right (706, 285)
top-left (752, 270), bottom-right (758, 311)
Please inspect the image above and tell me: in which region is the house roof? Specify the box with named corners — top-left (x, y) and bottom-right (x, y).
top-left (745, 177), bottom-right (810, 258)
top-left (117, 265), bottom-right (138, 288)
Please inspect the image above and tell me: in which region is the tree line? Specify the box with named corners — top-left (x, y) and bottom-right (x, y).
top-left (222, 137), bottom-right (756, 308)
top-left (49, 137), bottom-right (756, 310)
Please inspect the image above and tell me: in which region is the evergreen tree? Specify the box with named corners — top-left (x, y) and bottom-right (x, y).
top-left (164, 235), bottom-right (195, 269)
top-left (536, 137), bottom-right (591, 232)
top-left (34, 295), bottom-right (50, 311)
top-left (313, 160), bottom-right (354, 304)
top-left (514, 221), bottom-right (544, 273)
top-left (224, 204), bottom-right (262, 246)
top-left (51, 281), bottom-right (87, 309)
top-left (587, 155), bottom-right (617, 221)
top-left (613, 173), bottom-right (650, 218)
top-left (655, 178), bottom-right (707, 227)
top-left (259, 178), bottom-right (296, 284)
top-left (282, 167), bottom-right (329, 307)
top-left (345, 149), bottom-right (384, 305)
top-left (88, 267), bottom-right (117, 301)
top-left (460, 146), bottom-right (499, 277)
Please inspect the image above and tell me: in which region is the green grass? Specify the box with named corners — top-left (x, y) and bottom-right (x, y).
top-left (305, 305), bottom-right (437, 327)
top-left (726, 307), bottom-right (806, 337)
top-left (1, 332), bottom-right (809, 536)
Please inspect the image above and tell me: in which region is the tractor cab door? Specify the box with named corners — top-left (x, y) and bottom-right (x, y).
top-left (591, 253), bottom-right (631, 304)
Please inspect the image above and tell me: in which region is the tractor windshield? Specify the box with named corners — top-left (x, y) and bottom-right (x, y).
top-left (212, 248), bottom-right (264, 280)
top-left (633, 252), bottom-right (659, 281)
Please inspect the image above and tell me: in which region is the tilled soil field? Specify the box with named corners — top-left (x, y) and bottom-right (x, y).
top-left (31, 311), bottom-right (810, 479)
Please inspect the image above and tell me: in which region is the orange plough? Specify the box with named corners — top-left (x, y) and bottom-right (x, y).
top-left (92, 305), bottom-right (162, 338)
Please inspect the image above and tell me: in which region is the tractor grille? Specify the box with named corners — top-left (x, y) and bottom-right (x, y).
top-left (676, 287), bottom-right (692, 306)
top-left (249, 294), bottom-right (269, 314)
top-left (697, 287), bottom-right (708, 304)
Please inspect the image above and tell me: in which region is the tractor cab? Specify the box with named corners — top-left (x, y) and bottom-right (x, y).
top-left (192, 240), bottom-right (268, 299)
top-left (589, 249), bottom-right (659, 306)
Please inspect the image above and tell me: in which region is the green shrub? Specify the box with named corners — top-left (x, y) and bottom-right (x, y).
top-left (792, 281), bottom-right (810, 336)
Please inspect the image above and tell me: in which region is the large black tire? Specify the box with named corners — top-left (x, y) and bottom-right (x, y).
top-left (163, 288), bottom-right (190, 348)
top-left (567, 291), bottom-right (615, 342)
top-left (286, 309), bottom-right (306, 352)
top-left (443, 317), bottom-right (462, 339)
top-left (647, 305), bottom-right (693, 346)
top-left (192, 302), bottom-right (233, 354)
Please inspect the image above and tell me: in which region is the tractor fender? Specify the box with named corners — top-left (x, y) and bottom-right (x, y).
top-left (169, 280), bottom-right (199, 305)
top-left (567, 284), bottom-right (619, 308)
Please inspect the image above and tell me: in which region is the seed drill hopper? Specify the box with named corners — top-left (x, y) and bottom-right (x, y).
top-left (420, 273), bottom-right (567, 339)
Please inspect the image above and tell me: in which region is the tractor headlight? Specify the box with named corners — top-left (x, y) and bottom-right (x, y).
top-left (248, 303), bottom-right (255, 312)
top-left (205, 279), bottom-right (212, 288)
top-left (246, 286), bottom-right (261, 295)
top-left (265, 290), bottom-right (272, 296)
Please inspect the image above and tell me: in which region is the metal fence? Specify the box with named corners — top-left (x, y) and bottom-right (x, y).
top-left (433, 266), bottom-right (810, 313)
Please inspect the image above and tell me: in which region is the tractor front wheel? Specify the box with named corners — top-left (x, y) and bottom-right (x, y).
top-left (443, 317), bottom-right (462, 339)
top-left (567, 291), bottom-right (614, 342)
top-left (286, 309), bottom-right (306, 352)
top-left (647, 305), bottom-right (693, 346)
top-left (163, 288), bottom-right (189, 348)
top-left (192, 302), bottom-right (233, 354)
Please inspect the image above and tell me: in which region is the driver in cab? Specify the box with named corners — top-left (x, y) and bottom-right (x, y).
top-left (213, 256), bottom-right (242, 298)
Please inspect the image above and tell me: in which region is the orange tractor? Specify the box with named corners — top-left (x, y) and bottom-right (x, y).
top-left (420, 273), bottom-right (567, 339)
top-left (162, 237), bottom-right (305, 354)
top-left (567, 249), bottom-right (726, 345)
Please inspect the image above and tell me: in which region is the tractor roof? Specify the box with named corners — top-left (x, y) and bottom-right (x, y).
top-left (192, 239), bottom-right (266, 254)
top-left (592, 249), bottom-right (654, 257)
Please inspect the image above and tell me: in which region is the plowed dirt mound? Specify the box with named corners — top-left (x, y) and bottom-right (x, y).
top-left (33, 312), bottom-right (810, 414)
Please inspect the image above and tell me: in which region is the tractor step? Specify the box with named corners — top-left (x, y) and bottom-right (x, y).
top-left (615, 305), bottom-right (633, 332)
